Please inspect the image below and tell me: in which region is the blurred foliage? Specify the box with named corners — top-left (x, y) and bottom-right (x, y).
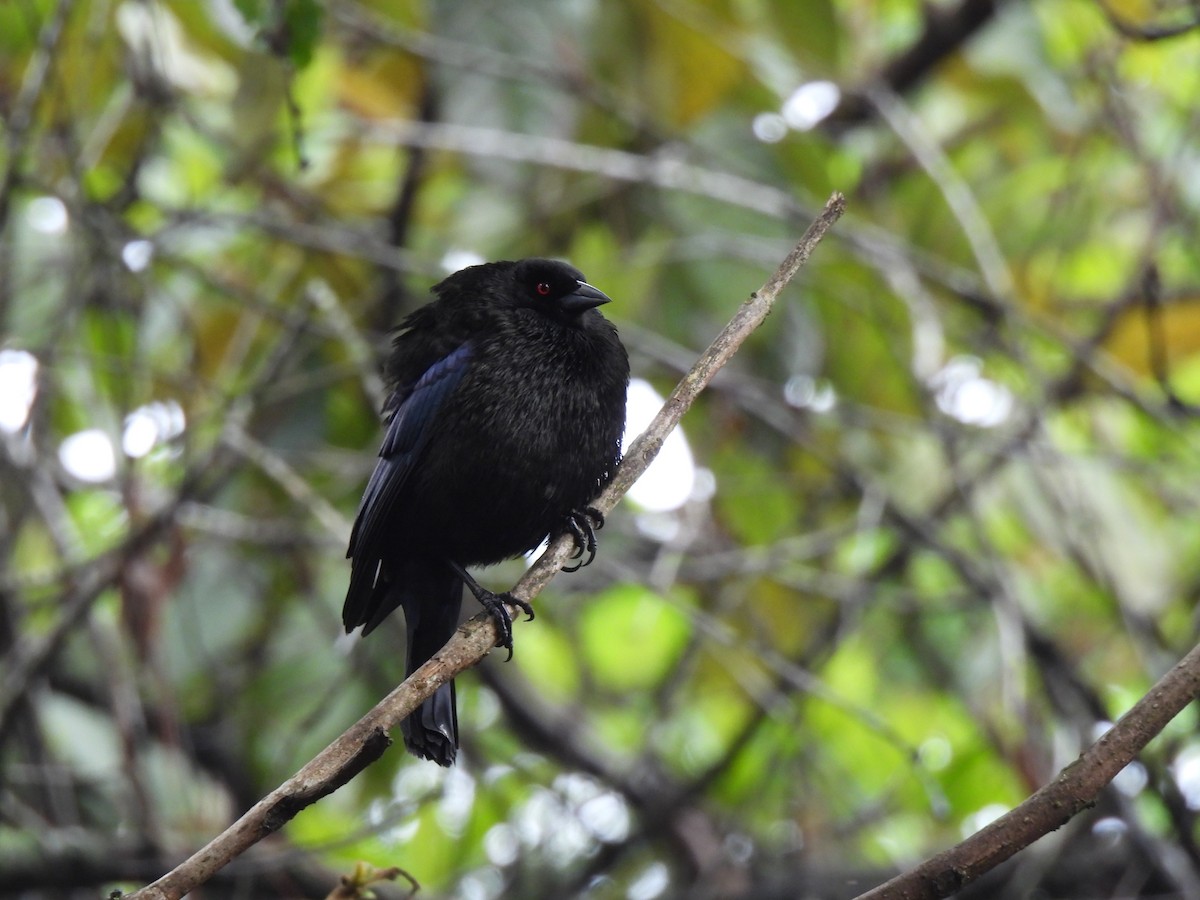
top-left (3, 0), bottom-right (1200, 898)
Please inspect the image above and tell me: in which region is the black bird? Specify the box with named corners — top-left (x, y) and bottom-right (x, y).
top-left (343, 258), bottom-right (629, 766)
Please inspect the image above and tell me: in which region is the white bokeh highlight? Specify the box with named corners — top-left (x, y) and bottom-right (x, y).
top-left (781, 80), bottom-right (841, 131)
top-left (59, 429), bottom-right (117, 482)
top-left (623, 378), bottom-right (697, 512)
top-left (27, 196), bottom-right (68, 234)
top-left (930, 356), bottom-right (1013, 428)
top-left (121, 239), bottom-right (155, 272)
top-left (122, 400), bottom-right (186, 458)
top-left (0, 349), bottom-right (39, 432)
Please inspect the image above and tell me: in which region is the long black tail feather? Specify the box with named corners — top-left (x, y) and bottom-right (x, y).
top-left (347, 560), bottom-right (463, 766)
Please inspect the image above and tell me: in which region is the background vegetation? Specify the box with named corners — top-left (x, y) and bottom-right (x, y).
top-left (3, 0), bottom-right (1200, 897)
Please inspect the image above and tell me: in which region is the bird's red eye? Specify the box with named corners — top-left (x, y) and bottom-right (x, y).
top-left (535, 282), bottom-right (551, 296)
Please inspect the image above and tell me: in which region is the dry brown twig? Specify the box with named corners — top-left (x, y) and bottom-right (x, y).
top-left (122, 192), bottom-right (846, 900)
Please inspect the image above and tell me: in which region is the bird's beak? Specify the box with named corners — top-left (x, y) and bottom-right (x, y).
top-left (561, 281), bottom-right (612, 313)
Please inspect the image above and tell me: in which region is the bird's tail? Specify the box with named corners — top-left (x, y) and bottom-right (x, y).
top-left (394, 563), bottom-right (463, 766)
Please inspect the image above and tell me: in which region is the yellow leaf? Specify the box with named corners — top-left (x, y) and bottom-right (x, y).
top-left (337, 53), bottom-right (424, 120)
top-left (1105, 0), bottom-right (1157, 27)
top-left (1104, 297), bottom-right (1200, 375)
top-left (644, 4), bottom-right (746, 126)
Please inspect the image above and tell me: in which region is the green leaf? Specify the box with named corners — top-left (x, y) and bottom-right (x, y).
top-left (282, 0), bottom-right (322, 69)
top-left (513, 622), bottom-right (582, 703)
top-left (231, 0), bottom-right (322, 68)
top-left (580, 584), bottom-right (691, 690)
top-left (233, 0), bottom-right (263, 26)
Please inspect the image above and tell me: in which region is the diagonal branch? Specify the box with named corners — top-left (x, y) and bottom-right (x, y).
top-left (854, 638), bottom-right (1200, 900)
top-left (828, 0), bottom-right (1006, 126)
top-left (121, 192), bottom-right (846, 900)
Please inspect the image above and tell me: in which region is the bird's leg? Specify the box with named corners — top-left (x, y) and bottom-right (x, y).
top-left (447, 561), bottom-right (534, 661)
top-left (561, 506), bottom-right (604, 572)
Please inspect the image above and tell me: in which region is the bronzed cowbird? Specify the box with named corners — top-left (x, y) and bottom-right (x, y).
top-left (343, 258), bottom-right (629, 766)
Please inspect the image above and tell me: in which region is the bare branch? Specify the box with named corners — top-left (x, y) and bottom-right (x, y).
top-left (1097, 0), bottom-right (1200, 41)
top-left (121, 192), bottom-right (846, 900)
top-left (854, 638), bottom-right (1200, 900)
top-left (366, 120), bottom-right (805, 221)
top-left (830, 0), bottom-right (1006, 126)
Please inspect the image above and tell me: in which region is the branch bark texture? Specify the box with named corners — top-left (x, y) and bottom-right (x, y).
top-left (122, 193), bottom-right (847, 900)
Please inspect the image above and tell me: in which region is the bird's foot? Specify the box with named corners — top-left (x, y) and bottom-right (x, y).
top-left (449, 560), bottom-right (535, 661)
top-left (474, 590), bottom-right (535, 660)
top-left (562, 506), bottom-right (604, 572)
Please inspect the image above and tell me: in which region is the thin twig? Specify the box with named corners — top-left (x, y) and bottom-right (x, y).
top-left (867, 84), bottom-right (1012, 303)
top-left (367, 120), bottom-right (805, 221)
top-left (121, 192), bottom-right (846, 900)
top-left (0, 0), bottom-right (76, 323)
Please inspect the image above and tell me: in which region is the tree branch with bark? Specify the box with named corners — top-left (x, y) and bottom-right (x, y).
top-left (120, 192), bottom-right (847, 900)
top-left (855, 638), bottom-right (1200, 899)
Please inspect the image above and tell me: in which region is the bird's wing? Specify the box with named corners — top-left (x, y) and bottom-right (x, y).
top-left (343, 342), bottom-right (474, 630)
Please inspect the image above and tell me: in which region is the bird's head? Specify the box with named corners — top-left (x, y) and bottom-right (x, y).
top-left (510, 258), bottom-right (612, 319)
top-left (432, 257), bottom-right (614, 325)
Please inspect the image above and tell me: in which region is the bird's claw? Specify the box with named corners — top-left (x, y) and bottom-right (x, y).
top-left (562, 506), bottom-right (604, 572)
top-left (477, 590), bottom-right (535, 661)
